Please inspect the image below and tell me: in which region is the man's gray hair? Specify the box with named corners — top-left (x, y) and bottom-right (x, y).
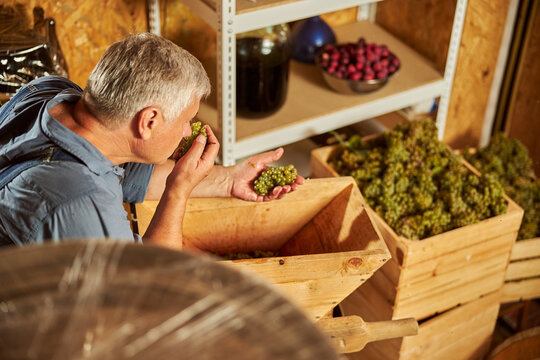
top-left (82, 33), bottom-right (211, 127)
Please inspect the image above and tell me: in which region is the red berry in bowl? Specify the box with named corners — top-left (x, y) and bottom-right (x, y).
top-left (363, 74), bottom-right (375, 81)
top-left (350, 72), bottom-right (363, 81)
top-left (376, 70), bottom-right (388, 79)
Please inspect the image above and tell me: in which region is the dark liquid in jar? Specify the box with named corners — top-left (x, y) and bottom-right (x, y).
top-left (236, 37), bottom-right (290, 119)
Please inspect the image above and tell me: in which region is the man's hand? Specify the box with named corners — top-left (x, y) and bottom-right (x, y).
top-left (143, 125), bottom-right (219, 250)
top-left (228, 148), bottom-right (305, 202)
top-left (166, 125), bottom-right (219, 197)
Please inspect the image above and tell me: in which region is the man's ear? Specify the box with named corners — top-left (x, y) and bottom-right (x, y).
top-left (137, 106), bottom-right (161, 140)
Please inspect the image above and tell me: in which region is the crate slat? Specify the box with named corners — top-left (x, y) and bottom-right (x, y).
top-left (396, 234), bottom-right (513, 287)
top-left (505, 257), bottom-right (540, 281)
top-left (502, 238), bottom-right (540, 302)
top-left (502, 277), bottom-right (540, 303)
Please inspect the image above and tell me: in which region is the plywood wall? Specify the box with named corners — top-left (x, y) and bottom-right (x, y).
top-left (506, 2), bottom-right (540, 175)
top-left (2, 0), bottom-right (147, 87)
top-left (375, 0), bottom-right (455, 73)
top-left (377, 0), bottom-right (511, 149)
top-left (444, 0), bottom-right (511, 149)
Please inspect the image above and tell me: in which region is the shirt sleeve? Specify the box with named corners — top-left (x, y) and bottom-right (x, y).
top-left (120, 163), bottom-right (155, 204)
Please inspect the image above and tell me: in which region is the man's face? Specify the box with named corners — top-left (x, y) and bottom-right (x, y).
top-left (151, 98), bottom-right (200, 164)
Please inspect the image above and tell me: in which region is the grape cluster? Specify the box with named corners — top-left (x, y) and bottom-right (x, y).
top-left (218, 250), bottom-right (277, 260)
top-left (176, 121), bottom-right (207, 158)
top-left (464, 133), bottom-right (539, 240)
top-left (329, 118), bottom-right (507, 240)
top-left (253, 165), bottom-right (298, 196)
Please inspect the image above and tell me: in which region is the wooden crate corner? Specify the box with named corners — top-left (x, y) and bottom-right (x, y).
top-left (134, 177), bottom-right (390, 321)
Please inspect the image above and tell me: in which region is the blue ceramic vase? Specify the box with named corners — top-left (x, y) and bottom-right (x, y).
top-left (290, 16), bottom-right (336, 64)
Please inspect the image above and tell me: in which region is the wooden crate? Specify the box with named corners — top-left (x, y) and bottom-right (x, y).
top-left (311, 145), bottom-right (524, 321)
top-left (134, 177), bottom-right (391, 321)
top-left (341, 290), bottom-right (501, 360)
top-left (502, 237), bottom-right (540, 302)
top-left (454, 148), bottom-right (540, 303)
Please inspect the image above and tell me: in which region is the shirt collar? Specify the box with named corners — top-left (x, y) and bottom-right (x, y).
top-left (41, 89), bottom-right (117, 176)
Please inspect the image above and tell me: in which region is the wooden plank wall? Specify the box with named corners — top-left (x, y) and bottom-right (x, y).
top-left (376, 0), bottom-right (511, 149)
top-left (2, 0), bottom-right (147, 87)
top-left (505, 2), bottom-right (540, 176)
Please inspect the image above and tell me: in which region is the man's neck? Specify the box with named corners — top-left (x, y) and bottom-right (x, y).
top-left (50, 100), bottom-right (137, 165)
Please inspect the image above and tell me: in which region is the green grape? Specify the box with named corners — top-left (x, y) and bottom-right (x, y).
top-left (253, 164), bottom-right (298, 196)
top-left (328, 118), bottom-right (509, 240)
top-left (176, 121), bottom-right (208, 158)
top-left (464, 133), bottom-right (539, 239)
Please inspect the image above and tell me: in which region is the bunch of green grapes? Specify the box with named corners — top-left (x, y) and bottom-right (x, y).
top-left (329, 118), bottom-right (507, 240)
top-left (254, 165), bottom-right (298, 196)
top-left (218, 250), bottom-right (277, 260)
top-left (176, 121), bottom-right (207, 158)
top-left (464, 133), bottom-right (539, 239)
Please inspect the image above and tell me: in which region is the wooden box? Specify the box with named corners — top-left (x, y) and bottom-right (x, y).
top-left (341, 290), bottom-right (501, 360)
top-left (311, 145), bottom-right (524, 321)
top-left (134, 177), bottom-right (391, 321)
top-left (454, 148), bottom-right (540, 303)
top-left (502, 237), bottom-right (540, 302)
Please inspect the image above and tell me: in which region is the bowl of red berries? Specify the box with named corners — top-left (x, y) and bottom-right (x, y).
top-left (316, 37), bottom-right (400, 94)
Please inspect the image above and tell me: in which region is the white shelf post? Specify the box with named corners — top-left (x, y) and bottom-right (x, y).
top-left (436, 0), bottom-right (468, 140)
top-left (217, 0), bottom-right (237, 166)
top-left (148, 0), bottom-right (161, 35)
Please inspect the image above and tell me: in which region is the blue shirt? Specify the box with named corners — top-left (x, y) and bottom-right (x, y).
top-left (0, 76), bottom-right (155, 246)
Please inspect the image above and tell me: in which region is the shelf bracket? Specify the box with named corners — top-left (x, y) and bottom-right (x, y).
top-left (436, 0), bottom-right (468, 140)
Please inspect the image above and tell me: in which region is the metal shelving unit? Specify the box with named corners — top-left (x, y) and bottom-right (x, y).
top-left (149, 0), bottom-right (468, 165)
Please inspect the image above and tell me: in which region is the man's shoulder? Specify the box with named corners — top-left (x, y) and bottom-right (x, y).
top-left (31, 75), bottom-right (82, 92)
top-left (18, 161), bottom-right (120, 204)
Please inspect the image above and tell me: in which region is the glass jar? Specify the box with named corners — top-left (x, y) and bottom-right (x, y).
top-left (236, 24), bottom-right (291, 119)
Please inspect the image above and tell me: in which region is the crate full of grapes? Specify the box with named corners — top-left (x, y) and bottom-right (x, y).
top-left (310, 119), bottom-right (523, 358)
top-left (462, 134), bottom-right (540, 303)
top-left (133, 177), bottom-right (390, 322)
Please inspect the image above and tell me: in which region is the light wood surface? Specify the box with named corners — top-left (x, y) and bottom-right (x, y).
top-left (197, 20), bottom-right (442, 143)
top-left (502, 277), bottom-right (540, 303)
top-left (135, 177), bottom-right (391, 321)
top-left (502, 237), bottom-right (540, 302)
top-left (510, 238), bottom-right (540, 260)
top-left (318, 316), bottom-right (418, 354)
top-left (505, 257), bottom-right (540, 281)
top-left (311, 143), bottom-right (523, 322)
top-left (343, 290), bottom-right (501, 360)
top-left (202, 0), bottom-right (297, 14)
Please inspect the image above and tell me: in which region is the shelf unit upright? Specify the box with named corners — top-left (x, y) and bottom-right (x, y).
top-left (148, 0), bottom-right (468, 165)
